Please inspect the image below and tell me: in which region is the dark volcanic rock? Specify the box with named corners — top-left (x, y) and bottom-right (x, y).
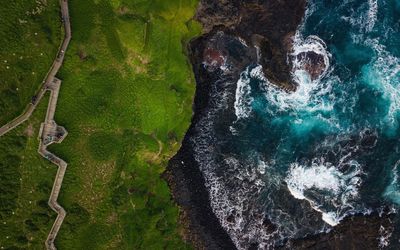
top-left (196, 0), bottom-right (241, 33)
top-left (282, 213), bottom-right (394, 250)
top-left (195, 0), bottom-right (307, 90)
top-left (164, 29), bottom-right (253, 250)
top-left (164, 32), bottom-right (237, 250)
top-left (293, 51), bottom-right (327, 80)
top-left (201, 30), bottom-right (257, 74)
top-left (164, 150), bottom-right (236, 250)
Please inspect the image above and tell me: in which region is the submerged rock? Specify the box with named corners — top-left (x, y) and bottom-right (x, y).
top-left (293, 51), bottom-right (327, 80)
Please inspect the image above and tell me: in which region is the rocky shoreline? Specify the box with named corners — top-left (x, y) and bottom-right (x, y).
top-left (163, 33), bottom-right (236, 249)
top-left (164, 0), bottom-right (394, 249)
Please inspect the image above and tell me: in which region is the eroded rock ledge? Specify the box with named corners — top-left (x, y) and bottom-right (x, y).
top-left (195, 0), bottom-right (306, 91)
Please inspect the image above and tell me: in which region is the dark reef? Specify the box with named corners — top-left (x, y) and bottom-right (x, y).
top-left (195, 0), bottom-right (306, 91)
top-left (284, 212), bottom-right (394, 249)
top-left (164, 33), bottom-right (236, 250)
top-left (164, 0), bottom-right (394, 249)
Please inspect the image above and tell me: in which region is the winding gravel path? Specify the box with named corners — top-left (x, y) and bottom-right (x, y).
top-left (0, 0), bottom-right (70, 136)
top-left (39, 77), bottom-right (68, 250)
top-left (0, 1), bottom-right (71, 249)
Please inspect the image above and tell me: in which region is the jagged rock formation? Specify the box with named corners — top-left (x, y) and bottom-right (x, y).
top-left (196, 0), bottom-right (306, 91)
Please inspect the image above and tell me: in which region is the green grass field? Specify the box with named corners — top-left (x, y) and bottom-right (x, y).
top-left (0, 0), bottom-right (61, 125)
top-left (52, 0), bottom-right (200, 249)
top-left (51, 0), bottom-right (200, 248)
top-left (0, 0), bottom-right (200, 249)
top-left (0, 1), bottom-right (61, 249)
top-left (0, 94), bottom-right (59, 249)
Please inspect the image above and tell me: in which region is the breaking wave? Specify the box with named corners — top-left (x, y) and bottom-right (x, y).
top-left (257, 34), bottom-right (332, 115)
top-left (286, 160), bottom-right (363, 226)
top-left (366, 0), bottom-right (378, 32)
top-left (384, 160), bottom-right (400, 205)
top-left (362, 38), bottom-right (400, 134)
top-left (234, 68), bottom-right (254, 120)
top-left (291, 34), bottom-right (331, 81)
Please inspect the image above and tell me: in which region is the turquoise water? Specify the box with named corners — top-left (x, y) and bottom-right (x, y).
top-left (254, 0), bottom-right (400, 244)
top-left (191, 0), bottom-right (400, 248)
top-left (285, 0), bottom-right (400, 207)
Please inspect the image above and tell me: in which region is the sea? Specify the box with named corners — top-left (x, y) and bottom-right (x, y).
top-left (190, 0), bottom-right (400, 249)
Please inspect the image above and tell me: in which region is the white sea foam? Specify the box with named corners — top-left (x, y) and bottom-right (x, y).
top-left (285, 160), bottom-right (362, 226)
top-left (321, 212), bottom-right (341, 227)
top-left (286, 163), bottom-right (341, 200)
top-left (340, 0), bottom-right (378, 33)
top-left (291, 34), bottom-right (331, 81)
top-left (260, 69), bottom-right (333, 114)
top-left (363, 38), bottom-right (400, 132)
top-left (367, 0), bottom-right (378, 32)
top-left (198, 155), bottom-right (272, 249)
top-left (193, 79), bottom-right (276, 249)
top-left (256, 34), bottom-right (333, 114)
top-left (233, 34), bottom-right (334, 123)
top-left (234, 69), bottom-right (253, 120)
top-left (378, 225), bottom-right (393, 248)
top-left (238, 36), bottom-right (249, 47)
top-left (257, 161), bottom-right (267, 175)
top-left (384, 160), bottom-right (400, 205)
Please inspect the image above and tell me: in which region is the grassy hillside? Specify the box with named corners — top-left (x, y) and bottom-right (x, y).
top-left (0, 94), bottom-right (58, 249)
top-left (0, 0), bottom-right (61, 125)
top-left (0, 1), bottom-right (61, 248)
top-left (49, 0), bottom-right (201, 249)
top-left (0, 0), bottom-right (200, 248)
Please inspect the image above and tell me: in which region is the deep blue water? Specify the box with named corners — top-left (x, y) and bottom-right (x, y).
top-left (192, 0), bottom-right (400, 248)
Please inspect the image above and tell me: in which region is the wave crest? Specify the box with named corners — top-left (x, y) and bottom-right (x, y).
top-left (285, 159), bottom-right (363, 226)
